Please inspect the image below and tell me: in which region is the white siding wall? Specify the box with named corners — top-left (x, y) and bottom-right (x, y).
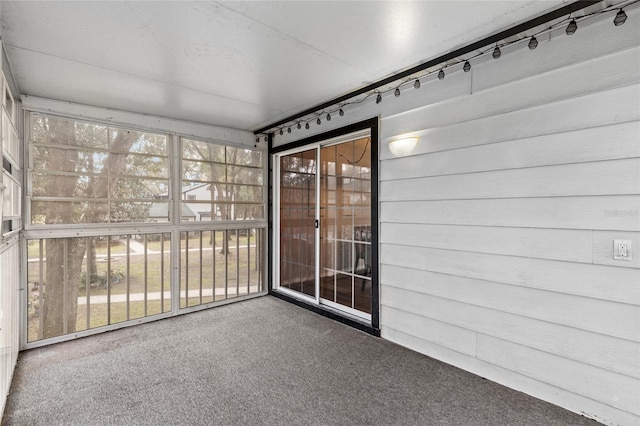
top-left (0, 240), bottom-right (20, 418)
top-left (268, 11), bottom-right (640, 425)
top-left (0, 23), bottom-right (22, 417)
top-left (378, 11), bottom-right (640, 426)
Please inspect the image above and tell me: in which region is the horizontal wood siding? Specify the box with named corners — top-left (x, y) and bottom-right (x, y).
top-left (382, 326), bottom-right (640, 426)
top-left (0, 241), bottom-right (20, 419)
top-left (380, 121), bottom-right (640, 180)
top-left (381, 292), bottom-right (640, 379)
top-left (381, 47), bottom-right (640, 144)
top-left (381, 159), bottom-right (640, 200)
top-left (381, 84), bottom-right (640, 159)
top-left (378, 9), bottom-right (640, 426)
top-left (381, 244), bottom-right (640, 305)
top-left (381, 196), bottom-right (640, 231)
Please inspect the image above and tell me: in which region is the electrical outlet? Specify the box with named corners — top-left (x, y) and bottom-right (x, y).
top-left (613, 240), bottom-right (632, 261)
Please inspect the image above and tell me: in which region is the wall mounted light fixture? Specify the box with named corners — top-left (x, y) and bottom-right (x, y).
top-left (388, 137), bottom-right (418, 156)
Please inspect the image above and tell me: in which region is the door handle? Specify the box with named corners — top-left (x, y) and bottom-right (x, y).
top-left (314, 219), bottom-right (319, 229)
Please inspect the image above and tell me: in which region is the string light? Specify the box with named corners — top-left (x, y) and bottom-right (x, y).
top-left (264, 0), bottom-right (637, 139)
top-left (614, 9), bottom-right (627, 25)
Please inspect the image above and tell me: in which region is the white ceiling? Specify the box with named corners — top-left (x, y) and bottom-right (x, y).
top-left (0, 1), bottom-right (566, 132)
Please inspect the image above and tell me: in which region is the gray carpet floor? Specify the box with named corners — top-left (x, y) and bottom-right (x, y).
top-left (3, 296), bottom-right (597, 426)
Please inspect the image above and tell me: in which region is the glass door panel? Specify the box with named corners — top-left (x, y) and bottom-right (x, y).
top-left (319, 137), bottom-right (372, 315)
top-left (279, 149), bottom-right (317, 298)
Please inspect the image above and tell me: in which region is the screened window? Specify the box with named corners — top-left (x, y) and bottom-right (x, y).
top-left (27, 233), bottom-right (172, 342)
top-left (2, 109), bottom-right (19, 167)
top-left (24, 112), bottom-right (267, 346)
top-left (29, 114), bottom-right (170, 225)
top-left (181, 138), bottom-right (263, 221)
top-left (2, 77), bottom-right (21, 235)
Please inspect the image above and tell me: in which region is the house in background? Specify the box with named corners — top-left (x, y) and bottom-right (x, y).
top-left (181, 183), bottom-right (217, 221)
top-left (148, 202), bottom-right (197, 222)
top-left (152, 184), bottom-right (220, 222)
top-left (0, 1), bottom-right (638, 425)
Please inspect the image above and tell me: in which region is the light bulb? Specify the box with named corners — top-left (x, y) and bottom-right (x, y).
top-left (339, 108), bottom-right (344, 116)
top-left (614, 9), bottom-right (627, 26)
top-left (492, 46), bottom-right (501, 59)
top-left (394, 88), bottom-right (401, 97)
top-left (297, 122), bottom-right (302, 129)
top-left (279, 129), bottom-right (283, 135)
top-left (287, 127), bottom-right (291, 134)
top-left (463, 61), bottom-right (471, 72)
top-left (316, 117), bottom-right (321, 125)
top-left (438, 69), bottom-right (445, 80)
top-left (566, 19), bottom-right (577, 35)
top-left (528, 36), bottom-right (538, 50)
top-left (305, 122), bottom-right (310, 130)
top-left (414, 79), bottom-right (420, 89)
top-left (326, 113), bottom-right (331, 121)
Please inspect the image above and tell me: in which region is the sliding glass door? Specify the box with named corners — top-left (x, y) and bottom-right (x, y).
top-left (275, 130), bottom-right (372, 319)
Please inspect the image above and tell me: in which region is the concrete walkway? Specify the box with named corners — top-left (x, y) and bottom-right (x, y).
top-left (77, 286), bottom-right (261, 305)
top-left (126, 239), bottom-right (146, 253)
top-left (3, 296), bottom-right (598, 426)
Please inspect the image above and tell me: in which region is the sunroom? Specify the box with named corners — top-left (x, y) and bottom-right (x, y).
top-left (0, 1), bottom-right (638, 425)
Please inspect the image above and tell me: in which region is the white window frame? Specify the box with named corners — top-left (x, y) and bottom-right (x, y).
top-left (20, 108), bottom-right (268, 349)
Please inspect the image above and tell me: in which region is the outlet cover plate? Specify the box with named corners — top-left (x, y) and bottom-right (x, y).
top-left (613, 240), bottom-right (632, 261)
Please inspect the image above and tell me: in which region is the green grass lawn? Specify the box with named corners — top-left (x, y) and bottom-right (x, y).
top-left (28, 300), bottom-right (169, 343)
top-left (27, 238), bottom-right (128, 258)
top-left (27, 234), bottom-right (256, 258)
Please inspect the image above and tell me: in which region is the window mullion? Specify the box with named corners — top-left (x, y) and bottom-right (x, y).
top-left (170, 134), bottom-right (181, 315)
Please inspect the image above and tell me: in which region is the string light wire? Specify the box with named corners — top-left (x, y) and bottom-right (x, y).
top-left (259, 0), bottom-right (637, 140)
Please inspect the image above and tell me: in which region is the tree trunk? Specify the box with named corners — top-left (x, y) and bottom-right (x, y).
top-left (41, 119), bottom-right (83, 338)
top-left (43, 238), bottom-right (86, 338)
top-left (213, 181), bottom-right (232, 255)
top-left (41, 121), bottom-right (139, 339)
